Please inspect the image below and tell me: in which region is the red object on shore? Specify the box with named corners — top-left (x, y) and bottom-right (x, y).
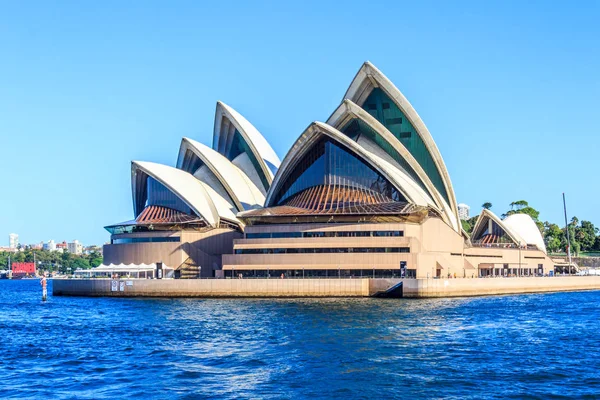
top-left (12, 262), bottom-right (36, 276)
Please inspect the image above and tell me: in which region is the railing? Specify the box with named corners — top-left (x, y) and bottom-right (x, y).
top-left (470, 242), bottom-right (539, 251)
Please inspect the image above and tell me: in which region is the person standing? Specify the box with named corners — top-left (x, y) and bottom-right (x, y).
top-left (40, 275), bottom-right (47, 301)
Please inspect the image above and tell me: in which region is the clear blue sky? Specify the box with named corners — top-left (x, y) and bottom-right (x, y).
top-left (1, 1), bottom-right (598, 246)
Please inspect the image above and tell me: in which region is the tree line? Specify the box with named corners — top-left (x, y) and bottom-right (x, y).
top-left (461, 200), bottom-right (600, 255)
top-left (0, 248), bottom-right (103, 275)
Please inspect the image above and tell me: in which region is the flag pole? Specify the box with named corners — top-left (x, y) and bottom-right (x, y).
top-left (563, 192), bottom-right (572, 275)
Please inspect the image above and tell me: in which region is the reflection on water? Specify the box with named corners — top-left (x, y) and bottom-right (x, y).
top-left (1, 280), bottom-right (599, 399)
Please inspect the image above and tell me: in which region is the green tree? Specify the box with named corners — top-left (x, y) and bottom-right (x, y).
top-left (543, 222), bottom-right (564, 254)
top-left (482, 202), bottom-right (492, 210)
top-left (461, 219), bottom-right (472, 233)
top-left (576, 220), bottom-right (597, 251)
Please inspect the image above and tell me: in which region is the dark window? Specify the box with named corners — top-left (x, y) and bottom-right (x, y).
top-left (227, 129), bottom-right (269, 190)
top-left (382, 103), bottom-right (390, 110)
top-left (399, 131), bottom-right (412, 139)
top-left (146, 177), bottom-right (193, 215)
top-left (246, 233), bottom-right (272, 239)
top-left (234, 247), bottom-right (409, 254)
top-left (271, 138), bottom-right (405, 206)
top-left (386, 117), bottom-right (403, 125)
top-left (339, 118), bottom-right (433, 199)
top-left (112, 236), bottom-right (180, 244)
top-left (360, 88), bottom-right (451, 204)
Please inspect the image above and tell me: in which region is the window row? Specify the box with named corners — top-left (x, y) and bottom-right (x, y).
top-left (224, 268), bottom-right (416, 279)
top-left (246, 230), bottom-right (404, 239)
top-left (234, 247), bottom-right (410, 254)
top-left (112, 236), bottom-right (181, 244)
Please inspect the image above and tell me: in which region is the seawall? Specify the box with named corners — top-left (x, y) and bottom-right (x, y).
top-left (52, 278), bottom-right (371, 297)
top-left (395, 276), bottom-right (600, 298)
top-left (53, 276), bottom-right (600, 298)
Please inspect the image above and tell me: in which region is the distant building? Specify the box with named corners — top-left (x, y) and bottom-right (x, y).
top-left (30, 242), bottom-right (44, 250)
top-left (56, 241), bottom-right (68, 250)
top-left (68, 240), bottom-right (83, 255)
top-left (12, 262), bottom-right (36, 278)
top-left (9, 233), bottom-right (19, 249)
top-left (43, 240), bottom-right (56, 251)
top-left (84, 245), bottom-right (103, 255)
top-left (458, 203), bottom-right (470, 220)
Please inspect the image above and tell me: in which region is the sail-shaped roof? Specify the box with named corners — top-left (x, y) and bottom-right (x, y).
top-left (343, 62), bottom-right (460, 229)
top-left (266, 122), bottom-right (436, 211)
top-left (503, 213), bottom-right (546, 253)
top-left (327, 99), bottom-right (459, 231)
top-left (177, 137), bottom-right (265, 211)
top-left (131, 161), bottom-right (241, 229)
top-left (212, 101), bottom-right (280, 192)
top-left (470, 209), bottom-right (525, 247)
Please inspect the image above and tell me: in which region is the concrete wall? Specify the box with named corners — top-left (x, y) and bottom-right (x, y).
top-left (225, 218), bottom-right (557, 281)
top-left (53, 278), bottom-right (370, 297)
top-left (103, 228), bottom-right (242, 277)
top-left (574, 257), bottom-right (600, 269)
top-left (53, 276), bottom-right (600, 298)
top-left (103, 241), bottom-right (185, 268)
top-left (399, 276), bottom-right (600, 298)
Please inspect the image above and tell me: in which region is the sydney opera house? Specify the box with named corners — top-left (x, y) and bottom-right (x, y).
top-left (103, 62), bottom-right (557, 279)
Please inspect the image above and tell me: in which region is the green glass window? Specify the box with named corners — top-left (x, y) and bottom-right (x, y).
top-left (360, 88), bottom-right (450, 204)
top-left (340, 118), bottom-right (433, 200)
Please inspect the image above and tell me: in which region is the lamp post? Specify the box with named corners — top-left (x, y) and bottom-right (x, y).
top-left (518, 241), bottom-right (522, 278)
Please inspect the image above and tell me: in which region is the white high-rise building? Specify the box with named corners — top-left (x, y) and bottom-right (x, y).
top-left (9, 233), bottom-right (19, 249)
top-left (458, 203), bottom-right (470, 221)
top-left (43, 240), bottom-right (56, 251)
top-left (67, 240), bottom-right (84, 255)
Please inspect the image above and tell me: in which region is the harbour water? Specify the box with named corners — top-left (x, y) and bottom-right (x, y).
top-left (1, 280), bottom-right (599, 399)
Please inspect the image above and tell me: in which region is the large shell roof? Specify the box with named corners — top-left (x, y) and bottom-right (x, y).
top-left (339, 61), bottom-right (460, 231)
top-left (121, 61), bottom-right (467, 234)
top-left (471, 209), bottom-right (546, 253)
top-left (212, 101), bottom-right (280, 191)
top-left (503, 213), bottom-right (546, 253)
top-left (177, 137), bottom-right (265, 211)
top-left (132, 161), bottom-right (220, 227)
top-left (265, 122), bottom-right (438, 211)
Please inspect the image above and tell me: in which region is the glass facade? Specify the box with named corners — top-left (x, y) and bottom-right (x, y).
top-left (227, 129), bottom-right (270, 190)
top-left (341, 118), bottom-right (433, 199)
top-left (146, 177), bottom-right (193, 215)
top-left (272, 139), bottom-right (405, 206)
top-left (112, 236), bottom-right (181, 244)
top-left (361, 88), bottom-right (450, 204)
top-left (471, 217), bottom-right (515, 246)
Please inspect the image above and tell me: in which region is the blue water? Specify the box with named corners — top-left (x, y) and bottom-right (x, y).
top-left (1, 280), bottom-right (599, 399)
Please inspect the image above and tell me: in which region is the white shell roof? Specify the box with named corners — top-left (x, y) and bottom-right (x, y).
top-left (327, 99), bottom-right (459, 231)
top-left (212, 101), bottom-right (281, 185)
top-left (503, 213), bottom-right (547, 253)
top-left (342, 61), bottom-right (460, 230)
top-left (177, 137), bottom-right (265, 210)
top-left (132, 161), bottom-right (219, 227)
top-left (471, 209), bottom-right (524, 245)
top-left (266, 121), bottom-right (440, 209)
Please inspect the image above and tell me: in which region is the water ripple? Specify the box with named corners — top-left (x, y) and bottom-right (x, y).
top-left (1, 281), bottom-right (599, 399)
